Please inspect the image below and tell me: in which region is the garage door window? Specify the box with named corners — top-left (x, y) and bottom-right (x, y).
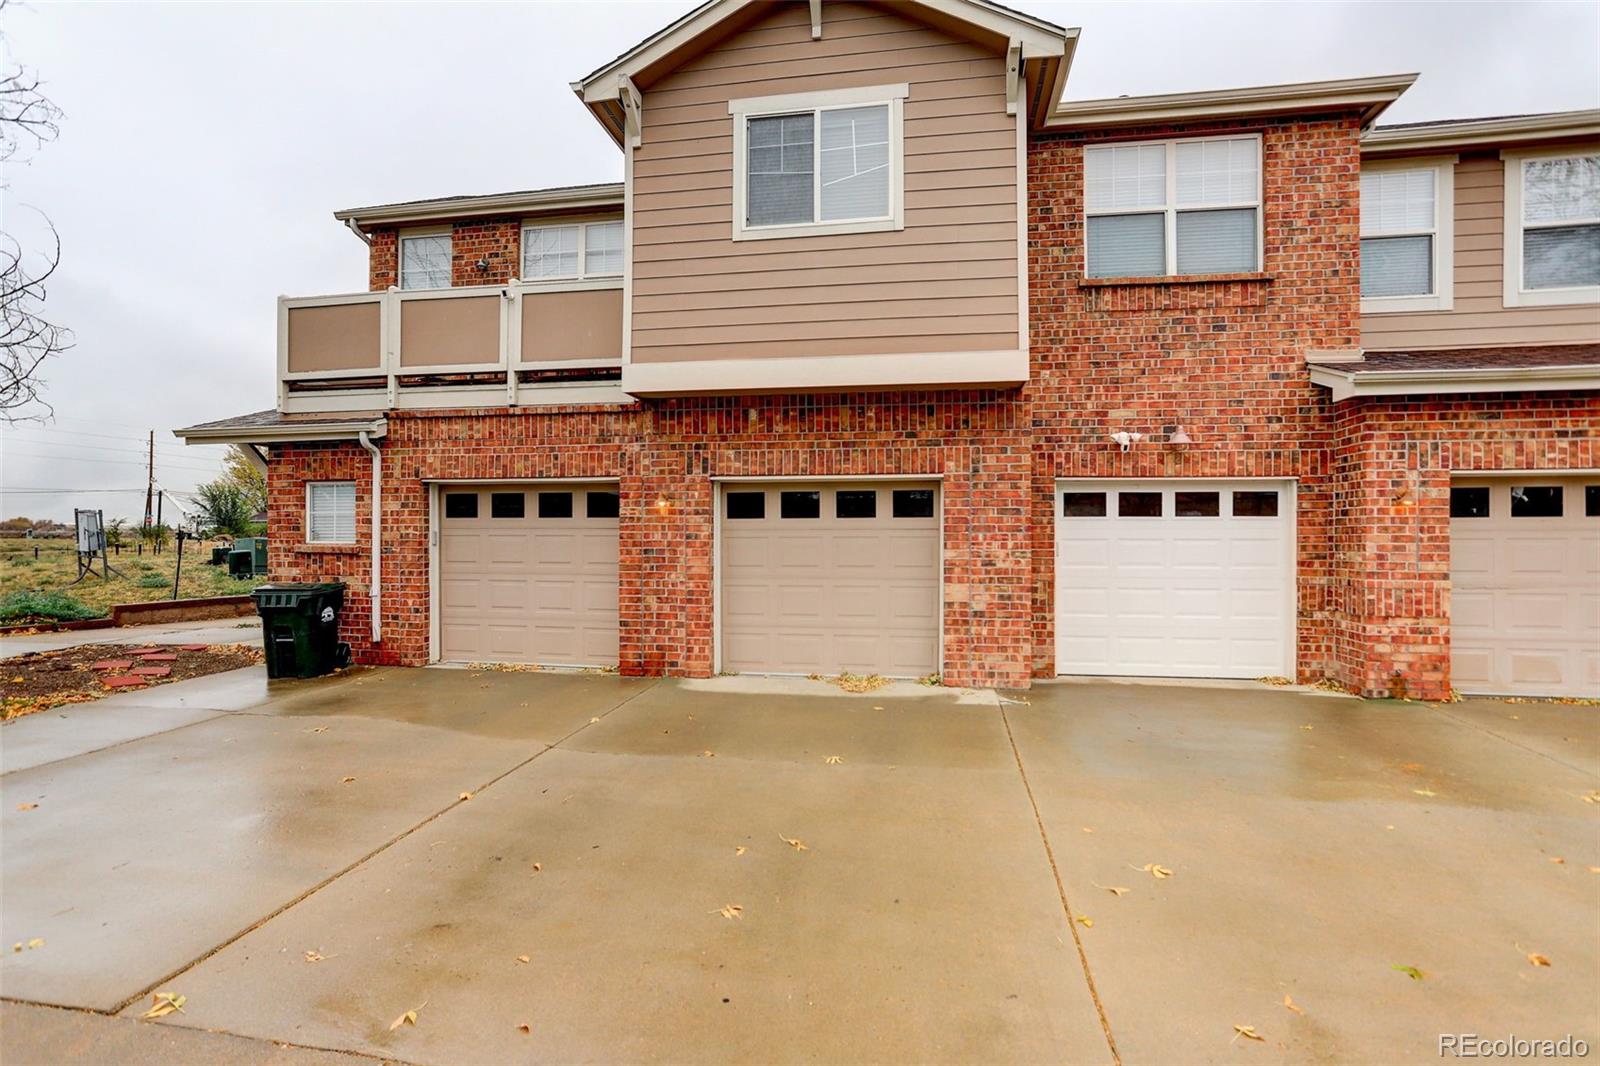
top-left (538, 492), bottom-right (573, 519)
top-left (892, 489), bottom-right (935, 518)
top-left (836, 490), bottom-right (876, 518)
top-left (1118, 491), bottom-right (1162, 517)
top-left (1175, 491), bottom-right (1220, 517)
top-left (1588, 486), bottom-right (1600, 517)
top-left (1062, 492), bottom-right (1107, 517)
top-left (491, 492), bottom-right (525, 519)
top-left (1232, 490), bottom-right (1279, 517)
top-left (780, 491), bottom-right (821, 519)
top-left (1450, 487), bottom-right (1490, 518)
top-left (586, 491), bottom-right (620, 519)
top-left (726, 491), bottom-right (765, 519)
top-left (444, 492), bottom-right (478, 519)
top-left (1510, 485), bottom-right (1562, 517)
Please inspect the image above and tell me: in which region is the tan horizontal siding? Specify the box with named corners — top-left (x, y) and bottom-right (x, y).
top-left (631, 222), bottom-right (1017, 265)
top-left (634, 294), bottom-right (1016, 331)
top-left (633, 239), bottom-right (1019, 279)
top-left (632, 332), bottom-right (1019, 363)
top-left (633, 275), bottom-right (1016, 312)
top-left (644, 74), bottom-right (1004, 128)
top-left (636, 313), bottom-right (1017, 347)
top-left (1361, 149), bottom-right (1600, 350)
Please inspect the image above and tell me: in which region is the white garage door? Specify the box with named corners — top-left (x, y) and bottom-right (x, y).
top-left (1055, 480), bottom-right (1294, 678)
top-left (719, 482), bottom-right (940, 677)
top-left (1450, 476), bottom-right (1600, 698)
top-left (438, 484), bottom-right (619, 667)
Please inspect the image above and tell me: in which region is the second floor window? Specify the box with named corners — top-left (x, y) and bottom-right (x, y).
top-left (521, 221), bottom-right (623, 280)
top-left (1084, 136), bottom-right (1261, 279)
top-left (731, 85), bottom-right (906, 241)
top-left (1507, 152), bottom-right (1600, 304)
top-left (399, 233), bottom-right (451, 290)
top-left (1360, 161), bottom-right (1452, 311)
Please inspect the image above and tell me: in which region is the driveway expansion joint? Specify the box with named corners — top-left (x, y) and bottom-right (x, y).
top-left (1422, 701), bottom-right (1595, 776)
top-left (1000, 702), bottom-right (1122, 1066)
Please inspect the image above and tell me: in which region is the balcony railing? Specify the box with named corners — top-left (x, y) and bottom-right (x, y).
top-left (276, 280), bottom-right (626, 413)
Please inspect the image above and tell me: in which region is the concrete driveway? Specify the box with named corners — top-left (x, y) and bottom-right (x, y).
top-left (1, 667), bottom-right (1595, 1064)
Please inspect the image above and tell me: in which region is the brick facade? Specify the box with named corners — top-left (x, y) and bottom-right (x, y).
top-left (269, 109), bottom-right (1596, 696)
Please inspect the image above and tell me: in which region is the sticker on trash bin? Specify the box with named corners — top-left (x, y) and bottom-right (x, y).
top-left (321, 607), bottom-right (336, 624)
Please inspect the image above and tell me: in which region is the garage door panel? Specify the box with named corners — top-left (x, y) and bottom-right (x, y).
top-left (1057, 480), bottom-right (1293, 679)
top-left (1451, 474), bottom-right (1597, 697)
top-left (438, 483), bottom-right (619, 668)
top-left (720, 482), bottom-right (939, 677)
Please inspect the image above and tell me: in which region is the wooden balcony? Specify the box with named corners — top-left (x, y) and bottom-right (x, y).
top-left (277, 280), bottom-right (626, 414)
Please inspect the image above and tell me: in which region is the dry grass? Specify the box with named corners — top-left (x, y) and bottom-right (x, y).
top-left (0, 539), bottom-right (256, 618)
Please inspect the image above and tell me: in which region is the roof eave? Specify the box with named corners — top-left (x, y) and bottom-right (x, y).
top-left (1041, 73), bottom-right (1418, 131)
top-left (1361, 109), bottom-right (1600, 155)
top-left (1310, 364), bottom-right (1600, 402)
top-left (333, 185), bottom-right (625, 228)
top-left (174, 416), bottom-right (390, 447)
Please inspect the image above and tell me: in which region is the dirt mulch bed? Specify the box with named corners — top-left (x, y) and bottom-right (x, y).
top-left (2, 642), bottom-right (264, 721)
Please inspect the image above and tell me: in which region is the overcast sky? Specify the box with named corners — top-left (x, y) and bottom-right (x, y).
top-left (2, 0), bottom-right (1596, 523)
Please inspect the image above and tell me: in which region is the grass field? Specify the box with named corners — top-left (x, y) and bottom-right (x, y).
top-left (0, 539), bottom-right (259, 619)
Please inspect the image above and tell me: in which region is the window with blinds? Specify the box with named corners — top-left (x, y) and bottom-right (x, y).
top-left (306, 482), bottom-right (356, 544)
top-left (1360, 168), bottom-right (1437, 298)
top-left (732, 86), bottom-right (905, 240)
top-left (1519, 154), bottom-right (1600, 291)
top-left (1084, 136), bottom-right (1260, 279)
top-left (520, 221), bottom-right (622, 280)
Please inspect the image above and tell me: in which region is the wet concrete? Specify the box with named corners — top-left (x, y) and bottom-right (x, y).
top-left (2, 667), bottom-right (1595, 1063)
top-left (110, 680), bottom-right (1109, 1064)
top-left (0, 1001), bottom-right (372, 1066)
top-left (1006, 679), bottom-right (1600, 1064)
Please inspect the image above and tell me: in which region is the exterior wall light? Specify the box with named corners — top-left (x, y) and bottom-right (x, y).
top-left (655, 496), bottom-right (670, 514)
top-left (1169, 426), bottom-right (1193, 447)
top-left (1110, 430), bottom-right (1144, 452)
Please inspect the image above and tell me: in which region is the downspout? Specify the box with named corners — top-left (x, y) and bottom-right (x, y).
top-left (345, 217), bottom-right (372, 246)
top-left (357, 430), bottom-right (382, 643)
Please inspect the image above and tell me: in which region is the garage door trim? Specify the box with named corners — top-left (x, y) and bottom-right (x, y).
top-left (712, 476), bottom-right (945, 677)
top-left (1053, 476), bottom-right (1298, 680)
top-left (426, 478), bottom-right (621, 666)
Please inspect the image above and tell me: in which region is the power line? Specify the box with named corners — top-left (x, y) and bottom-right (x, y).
top-left (0, 448), bottom-right (223, 474)
top-left (0, 437), bottom-right (226, 464)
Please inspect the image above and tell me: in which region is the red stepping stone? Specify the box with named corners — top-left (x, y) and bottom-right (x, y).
top-left (101, 675), bottom-right (149, 689)
top-left (179, 644), bottom-right (209, 652)
top-left (138, 653), bottom-right (179, 662)
top-left (91, 660), bottom-right (135, 671)
top-left (127, 648), bottom-right (162, 655)
top-left (131, 666), bottom-right (172, 677)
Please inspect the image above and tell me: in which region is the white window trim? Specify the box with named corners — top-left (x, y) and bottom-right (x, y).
top-left (305, 481), bottom-right (357, 545)
top-left (519, 219), bottom-right (624, 283)
top-left (1503, 147), bottom-right (1600, 308)
top-left (729, 83), bottom-right (908, 242)
top-left (1083, 132), bottom-right (1264, 279)
top-left (1360, 155), bottom-right (1456, 314)
top-left (397, 227), bottom-right (452, 291)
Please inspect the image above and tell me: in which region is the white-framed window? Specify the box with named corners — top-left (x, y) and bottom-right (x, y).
top-left (306, 482), bottom-right (356, 544)
top-left (1360, 158), bottom-right (1454, 312)
top-left (398, 232), bottom-right (451, 290)
top-left (729, 83), bottom-right (907, 242)
top-left (1504, 149), bottom-right (1600, 307)
top-left (520, 220), bottom-right (623, 280)
top-left (1083, 134), bottom-right (1262, 279)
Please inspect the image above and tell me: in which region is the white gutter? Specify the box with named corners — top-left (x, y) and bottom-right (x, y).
top-left (344, 218), bottom-right (372, 246)
top-left (357, 429), bottom-right (382, 644)
top-left (1310, 362), bottom-right (1600, 401)
top-left (173, 417), bottom-right (387, 447)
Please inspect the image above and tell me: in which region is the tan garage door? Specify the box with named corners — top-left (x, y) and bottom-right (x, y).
top-left (719, 482), bottom-right (940, 677)
top-left (1450, 476), bottom-right (1600, 697)
top-left (438, 484), bottom-right (619, 667)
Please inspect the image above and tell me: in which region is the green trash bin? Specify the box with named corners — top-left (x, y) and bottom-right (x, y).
top-left (251, 583), bottom-right (351, 679)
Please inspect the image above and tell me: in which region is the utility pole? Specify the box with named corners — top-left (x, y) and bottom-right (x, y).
top-left (143, 430), bottom-right (155, 529)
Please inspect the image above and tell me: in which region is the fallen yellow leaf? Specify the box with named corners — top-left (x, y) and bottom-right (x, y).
top-left (341, 776), bottom-right (355, 784)
top-left (517, 954), bottom-right (530, 964)
top-left (1527, 953), bottom-right (1551, 967)
top-left (1081, 827), bottom-right (1094, 834)
top-left (735, 846), bottom-right (748, 856)
top-left (1588, 866), bottom-right (1600, 874)
top-left (589, 717), bottom-right (600, 723)
top-left (1135, 863), bottom-right (1174, 879)
top-left (1283, 994), bottom-right (1304, 1015)
top-left (26, 938), bottom-right (44, 949)
top-left (141, 992), bottom-right (187, 1019)
top-left (1233, 1024), bottom-right (1264, 1042)
top-left (1412, 789), bottom-right (1436, 797)
top-left (16, 803), bottom-right (37, 811)
top-left (303, 950), bottom-right (326, 962)
top-left (715, 904), bottom-right (743, 920)
top-left (388, 1000), bottom-right (426, 1031)
top-left (1076, 916), bottom-right (1093, 928)
top-left (532, 862), bottom-right (542, 872)
top-left (1092, 883), bottom-right (1129, 896)
top-left (459, 792), bottom-right (472, 801)
top-left (824, 755), bottom-right (843, 764)
top-left (701, 750), bottom-right (716, 758)
top-left (1392, 964), bottom-right (1425, 981)
top-left (1548, 856), bottom-right (1565, 864)
top-left (780, 835), bottom-right (808, 852)
top-left (518, 1023), bottom-right (531, 1034)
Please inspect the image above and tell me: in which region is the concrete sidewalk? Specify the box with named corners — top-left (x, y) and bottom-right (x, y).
top-left (1, 616), bottom-right (263, 658)
top-left (2, 666), bottom-right (1595, 1064)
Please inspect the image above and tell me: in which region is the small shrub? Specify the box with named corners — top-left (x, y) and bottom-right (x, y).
top-left (0, 590), bottom-right (103, 623)
top-left (137, 574), bottom-right (170, 589)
